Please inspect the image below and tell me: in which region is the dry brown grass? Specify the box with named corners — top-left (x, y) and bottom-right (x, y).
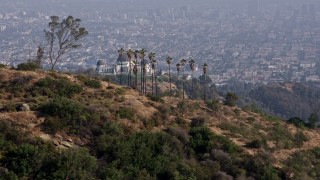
top-left (1, 68), bottom-right (320, 170)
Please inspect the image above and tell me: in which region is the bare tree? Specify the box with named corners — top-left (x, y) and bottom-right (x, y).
top-left (44, 16), bottom-right (88, 70)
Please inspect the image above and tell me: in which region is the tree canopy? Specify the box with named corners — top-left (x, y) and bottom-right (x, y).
top-left (44, 16), bottom-right (88, 70)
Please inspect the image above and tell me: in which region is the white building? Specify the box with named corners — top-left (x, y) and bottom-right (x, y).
top-left (96, 53), bottom-right (151, 76)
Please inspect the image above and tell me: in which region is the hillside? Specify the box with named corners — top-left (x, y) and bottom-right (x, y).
top-left (0, 67), bottom-right (320, 179)
top-left (248, 83), bottom-right (320, 120)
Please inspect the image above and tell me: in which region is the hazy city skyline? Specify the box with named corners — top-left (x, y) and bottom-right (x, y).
top-left (1, 0), bottom-right (320, 86)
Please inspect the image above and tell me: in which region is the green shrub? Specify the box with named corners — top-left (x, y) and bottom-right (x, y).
top-left (218, 122), bottom-right (247, 137)
top-left (40, 148), bottom-right (97, 180)
top-left (233, 108), bottom-right (241, 116)
top-left (16, 62), bottom-right (39, 71)
top-left (246, 116), bottom-right (256, 122)
top-left (0, 64), bottom-right (6, 69)
top-left (84, 79), bottom-right (102, 88)
top-left (175, 116), bottom-right (187, 125)
top-left (288, 117), bottom-right (306, 128)
top-left (75, 75), bottom-right (88, 82)
top-left (294, 131), bottom-right (308, 147)
top-left (270, 123), bottom-right (292, 141)
top-left (77, 75), bottom-right (102, 88)
top-left (95, 131), bottom-right (183, 179)
top-left (1, 101), bottom-right (17, 112)
top-left (177, 101), bottom-right (188, 113)
top-left (117, 107), bottom-right (134, 120)
top-left (39, 97), bottom-right (90, 134)
top-left (2, 144), bottom-right (45, 177)
top-left (34, 77), bottom-right (82, 97)
top-left (284, 148), bottom-right (320, 179)
top-left (150, 105), bottom-right (171, 127)
top-left (206, 99), bottom-right (221, 111)
top-left (211, 134), bottom-right (240, 154)
top-left (307, 113), bottom-right (319, 129)
top-left (115, 87), bottom-right (126, 95)
top-left (268, 123), bottom-right (307, 149)
top-left (146, 94), bottom-right (164, 103)
top-left (191, 117), bottom-right (205, 127)
top-left (42, 117), bottom-right (66, 134)
top-left (245, 139), bottom-right (267, 149)
top-left (243, 152), bottom-right (281, 180)
top-left (224, 92), bottom-right (238, 106)
top-left (190, 126), bottom-right (214, 155)
top-left (0, 171), bottom-right (18, 179)
top-left (4, 76), bottom-right (34, 93)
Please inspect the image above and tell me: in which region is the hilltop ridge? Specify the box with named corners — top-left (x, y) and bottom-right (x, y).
top-left (0, 67), bottom-right (320, 179)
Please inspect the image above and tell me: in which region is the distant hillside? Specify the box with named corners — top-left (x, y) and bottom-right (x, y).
top-left (248, 83), bottom-right (320, 120)
top-left (0, 67), bottom-right (320, 179)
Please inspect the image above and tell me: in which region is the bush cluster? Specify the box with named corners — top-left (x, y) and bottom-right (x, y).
top-left (146, 94), bottom-right (164, 103)
top-left (76, 75), bottom-right (102, 88)
top-left (39, 97), bottom-right (91, 134)
top-left (84, 79), bottom-right (102, 88)
top-left (116, 107), bottom-right (134, 120)
top-left (16, 62), bottom-right (40, 71)
top-left (284, 147), bottom-right (320, 179)
top-left (33, 77), bottom-right (82, 98)
top-left (0, 64), bottom-right (6, 69)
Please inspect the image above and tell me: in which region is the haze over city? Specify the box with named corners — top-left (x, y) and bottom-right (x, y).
top-left (1, 0), bottom-right (320, 85)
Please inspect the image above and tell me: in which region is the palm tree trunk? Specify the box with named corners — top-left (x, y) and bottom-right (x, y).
top-left (155, 74), bottom-right (158, 97)
top-left (182, 77), bottom-right (185, 100)
top-left (135, 73), bottom-right (138, 89)
top-left (128, 62), bottom-right (131, 87)
top-left (204, 74), bottom-right (207, 101)
top-left (140, 61), bottom-right (143, 93)
top-left (144, 67), bottom-right (147, 94)
top-left (130, 61), bottom-right (132, 87)
top-left (152, 70), bottom-right (154, 95)
top-left (169, 64), bottom-right (171, 96)
top-left (182, 68), bottom-right (185, 100)
top-left (177, 71), bottom-right (180, 96)
top-left (120, 62), bottom-right (123, 85)
top-left (191, 71), bottom-right (194, 99)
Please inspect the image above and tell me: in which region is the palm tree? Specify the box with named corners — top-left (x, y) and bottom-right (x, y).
top-left (148, 52), bottom-right (156, 95)
top-left (127, 49), bottom-right (134, 87)
top-left (155, 63), bottom-right (158, 97)
top-left (189, 59), bottom-right (195, 99)
top-left (133, 51), bottom-right (139, 89)
top-left (139, 49), bottom-right (147, 94)
top-left (203, 63), bottom-right (208, 101)
top-left (180, 59), bottom-right (187, 100)
top-left (176, 63), bottom-right (181, 98)
top-left (166, 56), bottom-right (173, 96)
top-left (117, 48), bottom-right (125, 85)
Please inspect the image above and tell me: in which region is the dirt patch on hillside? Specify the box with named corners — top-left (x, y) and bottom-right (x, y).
top-left (123, 93), bottom-right (157, 119)
top-left (272, 129), bottom-right (320, 167)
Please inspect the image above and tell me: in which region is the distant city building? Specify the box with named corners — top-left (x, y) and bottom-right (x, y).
top-left (96, 59), bottom-right (116, 75)
top-left (96, 53), bottom-right (151, 76)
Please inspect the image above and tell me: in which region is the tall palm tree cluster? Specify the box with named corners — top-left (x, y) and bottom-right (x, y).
top-left (116, 48), bottom-right (150, 95)
top-left (115, 48), bottom-right (209, 101)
